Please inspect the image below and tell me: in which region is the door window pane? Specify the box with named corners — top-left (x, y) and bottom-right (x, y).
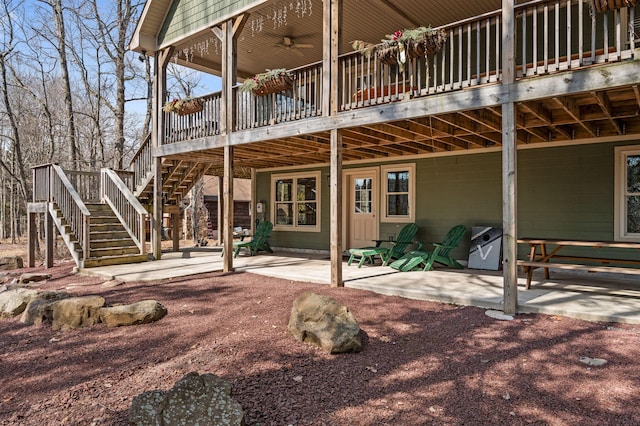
top-left (354, 178), bottom-right (372, 214)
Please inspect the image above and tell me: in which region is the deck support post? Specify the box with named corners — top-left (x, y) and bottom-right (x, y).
top-left (151, 47), bottom-right (172, 260)
top-left (217, 175), bottom-right (223, 244)
top-left (220, 15), bottom-right (246, 272)
top-left (27, 210), bottom-right (37, 267)
top-left (324, 0), bottom-right (343, 287)
top-left (45, 205), bottom-right (53, 268)
top-left (502, 0), bottom-right (518, 315)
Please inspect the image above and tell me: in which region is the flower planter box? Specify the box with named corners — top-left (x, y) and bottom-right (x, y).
top-left (163, 98), bottom-right (204, 116)
top-left (252, 74), bottom-right (294, 96)
top-left (175, 98), bottom-right (203, 116)
top-left (591, 0), bottom-right (636, 12)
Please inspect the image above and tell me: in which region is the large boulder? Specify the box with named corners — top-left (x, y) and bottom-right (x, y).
top-left (0, 256), bottom-right (23, 271)
top-left (20, 292), bottom-right (70, 325)
top-left (0, 288), bottom-right (40, 318)
top-left (288, 292), bottom-right (362, 354)
top-left (19, 273), bottom-right (52, 284)
top-left (129, 372), bottom-right (245, 426)
top-left (49, 296), bottom-right (105, 331)
top-left (99, 300), bottom-right (167, 327)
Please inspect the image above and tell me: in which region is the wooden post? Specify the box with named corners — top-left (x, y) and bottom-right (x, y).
top-left (502, 0), bottom-right (518, 315)
top-left (217, 175), bottom-right (223, 244)
top-left (45, 206), bottom-right (54, 268)
top-left (152, 48), bottom-right (172, 260)
top-left (325, 0), bottom-right (343, 287)
top-left (220, 15), bottom-right (246, 272)
top-left (251, 168), bottom-right (257, 236)
top-left (27, 210), bottom-right (37, 267)
top-left (330, 129), bottom-right (343, 287)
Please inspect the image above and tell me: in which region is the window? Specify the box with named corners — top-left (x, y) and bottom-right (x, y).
top-left (381, 163), bottom-right (415, 222)
top-left (271, 171), bottom-right (320, 232)
top-left (615, 146), bottom-right (640, 241)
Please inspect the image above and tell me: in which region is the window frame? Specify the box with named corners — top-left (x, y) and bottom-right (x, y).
top-left (380, 163), bottom-right (416, 223)
top-left (614, 145), bottom-right (640, 242)
top-left (270, 171), bottom-right (321, 232)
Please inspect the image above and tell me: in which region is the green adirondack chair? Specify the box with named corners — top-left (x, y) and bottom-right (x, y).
top-left (232, 221), bottom-right (274, 258)
top-left (389, 225), bottom-right (466, 272)
top-left (347, 223), bottom-right (418, 267)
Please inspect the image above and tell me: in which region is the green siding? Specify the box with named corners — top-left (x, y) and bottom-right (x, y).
top-left (159, 0), bottom-right (262, 45)
top-left (256, 141), bottom-right (640, 262)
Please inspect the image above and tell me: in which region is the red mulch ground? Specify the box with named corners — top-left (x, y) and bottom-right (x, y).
top-left (1, 261), bottom-right (639, 425)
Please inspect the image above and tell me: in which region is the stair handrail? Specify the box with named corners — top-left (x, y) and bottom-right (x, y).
top-left (129, 133), bottom-right (153, 194)
top-left (100, 168), bottom-right (148, 254)
top-left (50, 164), bottom-right (91, 260)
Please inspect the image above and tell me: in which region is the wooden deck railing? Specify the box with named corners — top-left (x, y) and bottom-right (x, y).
top-left (340, 0), bottom-right (637, 111)
top-left (101, 168), bottom-right (148, 254)
top-left (64, 170), bottom-right (101, 202)
top-left (129, 133), bottom-right (152, 193)
top-left (235, 61), bottom-right (324, 130)
top-left (50, 164), bottom-right (91, 260)
top-left (163, 92), bottom-right (222, 144)
top-left (161, 0), bottom-right (637, 141)
top-left (33, 164), bottom-right (52, 202)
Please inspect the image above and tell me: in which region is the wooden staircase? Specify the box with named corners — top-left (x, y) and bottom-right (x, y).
top-left (82, 203), bottom-right (149, 267)
top-left (30, 135), bottom-right (213, 269)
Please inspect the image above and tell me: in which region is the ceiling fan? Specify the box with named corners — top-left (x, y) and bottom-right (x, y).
top-left (275, 36), bottom-right (314, 55)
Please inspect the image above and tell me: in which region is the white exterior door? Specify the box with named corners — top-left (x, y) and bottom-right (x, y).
top-left (345, 169), bottom-right (378, 249)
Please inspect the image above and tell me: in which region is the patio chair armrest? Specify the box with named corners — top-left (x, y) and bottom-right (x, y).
top-left (432, 242), bottom-right (456, 249)
top-left (415, 242), bottom-right (425, 251)
top-left (372, 239), bottom-right (388, 247)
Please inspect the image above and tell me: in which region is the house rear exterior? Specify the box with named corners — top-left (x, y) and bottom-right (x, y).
top-left (30, 0), bottom-right (639, 313)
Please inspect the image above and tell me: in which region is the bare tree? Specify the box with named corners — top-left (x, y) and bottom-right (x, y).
top-left (37, 0), bottom-right (79, 169)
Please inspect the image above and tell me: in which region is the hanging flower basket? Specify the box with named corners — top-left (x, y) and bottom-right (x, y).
top-left (240, 69), bottom-right (294, 97)
top-left (590, 0), bottom-right (636, 12)
top-left (406, 28), bottom-right (448, 57)
top-left (163, 97), bottom-right (204, 116)
top-left (353, 27), bottom-right (448, 68)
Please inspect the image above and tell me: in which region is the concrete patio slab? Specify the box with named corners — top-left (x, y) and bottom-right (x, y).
top-left (81, 249), bottom-right (640, 325)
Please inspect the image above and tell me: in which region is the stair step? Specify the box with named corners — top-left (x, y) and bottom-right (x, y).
top-left (90, 216), bottom-right (119, 224)
top-left (83, 253), bottom-right (150, 268)
top-left (90, 230), bottom-right (131, 239)
top-left (89, 246), bottom-right (141, 257)
top-left (90, 239), bottom-right (137, 249)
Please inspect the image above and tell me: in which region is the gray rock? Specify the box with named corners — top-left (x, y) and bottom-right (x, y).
top-left (129, 372), bottom-right (245, 426)
top-left (0, 256), bottom-right (23, 271)
top-left (99, 300), bottom-right (167, 327)
top-left (49, 296), bottom-right (105, 331)
top-left (19, 273), bottom-right (52, 284)
top-left (579, 356), bottom-right (608, 367)
top-left (288, 292), bottom-right (362, 354)
top-left (20, 292), bottom-right (70, 325)
top-left (0, 288), bottom-right (40, 318)
top-left (100, 279), bottom-right (125, 288)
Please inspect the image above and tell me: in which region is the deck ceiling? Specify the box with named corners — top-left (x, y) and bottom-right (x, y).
top-left (163, 84), bottom-right (640, 178)
top-left (172, 0), bottom-right (529, 79)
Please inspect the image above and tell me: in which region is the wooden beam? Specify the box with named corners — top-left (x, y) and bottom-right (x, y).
top-left (591, 91), bottom-right (623, 135)
top-left (27, 211), bottom-right (37, 268)
top-left (330, 128), bottom-right (343, 288)
top-left (502, 0), bottom-right (517, 316)
top-left (553, 96), bottom-right (597, 137)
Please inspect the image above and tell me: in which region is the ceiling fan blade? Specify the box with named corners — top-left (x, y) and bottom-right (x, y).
top-left (294, 43), bottom-right (314, 49)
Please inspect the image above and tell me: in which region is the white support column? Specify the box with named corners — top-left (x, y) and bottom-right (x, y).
top-left (502, 0), bottom-right (518, 315)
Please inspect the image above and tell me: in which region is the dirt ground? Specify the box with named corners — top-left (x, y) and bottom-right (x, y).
top-left (1, 241), bottom-right (640, 425)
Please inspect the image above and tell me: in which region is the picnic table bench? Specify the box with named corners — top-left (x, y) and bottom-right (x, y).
top-left (517, 238), bottom-right (640, 289)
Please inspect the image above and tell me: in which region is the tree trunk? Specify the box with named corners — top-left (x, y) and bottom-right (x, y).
top-left (51, 0), bottom-right (79, 169)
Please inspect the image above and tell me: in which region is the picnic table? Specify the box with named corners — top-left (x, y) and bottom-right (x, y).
top-left (517, 238), bottom-right (640, 289)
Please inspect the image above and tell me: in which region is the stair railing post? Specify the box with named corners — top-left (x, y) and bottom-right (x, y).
top-left (83, 215), bottom-right (90, 264)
